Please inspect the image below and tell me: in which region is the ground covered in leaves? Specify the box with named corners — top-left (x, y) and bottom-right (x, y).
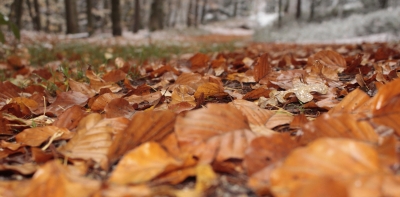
top-left (1, 40), bottom-right (400, 197)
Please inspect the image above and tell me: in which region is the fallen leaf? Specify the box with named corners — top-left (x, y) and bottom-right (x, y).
top-left (108, 110), bottom-right (176, 164)
top-left (15, 126), bottom-right (72, 147)
top-left (270, 138), bottom-right (385, 197)
top-left (108, 142), bottom-right (186, 184)
top-left (58, 113), bottom-right (129, 169)
top-left (27, 161), bottom-right (100, 197)
top-left (254, 53), bottom-right (271, 82)
top-left (104, 98), bottom-right (135, 118)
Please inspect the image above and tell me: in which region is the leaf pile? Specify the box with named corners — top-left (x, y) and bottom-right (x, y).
top-left (1, 42), bottom-right (400, 196)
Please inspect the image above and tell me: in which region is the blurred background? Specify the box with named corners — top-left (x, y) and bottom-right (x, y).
top-left (0, 0), bottom-right (399, 43)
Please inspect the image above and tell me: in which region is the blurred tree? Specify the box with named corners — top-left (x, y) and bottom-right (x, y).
top-left (65, 0), bottom-right (79, 34)
top-left (86, 0), bottom-right (93, 35)
top-left (132, 0), bottom-right (140, 33)
top-left (194, 0), bottom-right (200, 27)
top-left (278, 0), bottom-right (282, 27)
top-left (149, 0), bottom-right (164, 31)
top-left (33, 0), bottom-right (41, 30)
top-left (9, 0), bottom-right (24, 29)
top-left (26, 0), bottom-right (41, 31)
top-left (111, 0), bottom-right (122, 36)
top-left (187, 0), bottom-right (193, 27)
top-left (296, 0), bottom-right (301, 19)
top-left (233, 0), bottom-right (238, 17)
top-left (45, 0), bottom-right (50, 32)
top-left (378, 0), bottom-right (388, 8)
top-left (200, 0), bottom-right (208, 24)
top-left (309, 0), bottom-right (315, 21)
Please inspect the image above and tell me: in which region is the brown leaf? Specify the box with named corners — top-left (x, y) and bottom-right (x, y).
top-left (243, 88), bottom-right (271, 100)
top-left (15, 126), bottom-right (72, 147)
top-left (171, 72), bottom-right (205, 91)
top-left (0, 82), bottom-right (25, 108)
top-left (102, 69), bottom-right (126, 83)
top-left (307, 50), bottom-right (347, 72)
top-left (328, 88), bottom-right (370, 115)
top-left (46, 91), bottom-right (89, 116)
top-left (270, 138), bottom-right (384, 197)
top-left (125, 91), bottom-right (162, 106)
top-left (58, 113), bottom-right (129, 169)
top-left (108, 142), bottom-right (189, 185)
top-left (0, 180), bottom-right (30, 197)
top-left (194, 82), bottom-right (226, 99)
top-left (254, 53), bottom-right (271, 82)
top-left (175, 103), bottom-right (253, 163)
top-left (371, 78), bottom-right (400, 135)
top-left (68, 79), bottom-right (96, 98)
top-left (244, 133), bottom-right (300, 176)
top-left (52, 105), bottom-right (87, 130)
top-left (104, 98), bottom-right (135, 118)
top-left (108, 110), bottom-right (176, 164)
top-left (90, 93), bottom-right (122, 111)
top-left (301, 113), bottom-right (379, 145)
top-left (27, 161), bottom-right (100, 197)
top-left (188, 53), bottom-right (210, 69)
top-left (86, 69), bottom-right (121, 93)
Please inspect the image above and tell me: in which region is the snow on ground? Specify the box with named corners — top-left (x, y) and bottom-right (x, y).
top-left (254, 6), bottom-right (400, 43)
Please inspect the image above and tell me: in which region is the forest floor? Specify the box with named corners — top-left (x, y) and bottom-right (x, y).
top-left (1, 13), bottom-right (400, 197)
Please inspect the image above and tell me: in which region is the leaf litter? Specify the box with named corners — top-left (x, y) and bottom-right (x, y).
top-left (0, 41), bottom-right (400, 196)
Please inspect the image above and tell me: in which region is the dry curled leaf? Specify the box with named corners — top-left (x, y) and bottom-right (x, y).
top-left (58, 113), bottom-right (129, 169)
top-left (270, 138), bottom-right (387, 197)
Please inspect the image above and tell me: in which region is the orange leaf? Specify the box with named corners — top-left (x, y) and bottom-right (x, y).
top-left (270, 138), bottom-right (384, 197)
top-left (188, 53), bottom-right (209, 69)
top-left (254, 53), bottom-right (271, 82)
top-left (371, 78), bottom-right (400, 135)
top-left (46, 91), bottom-right (89, 116)
top-left (307, 50), bottom-right (346, 72)
top-left (58, 113), bottom-right (129, 169)
top-left (244, 133), bottom-right (300, 176)
top-left (175, 103), bottom-right (254, 163)
top-left (15, 126), bottom-right (72, 147)
top-left (301, 113), bottom-right (379, 145)
top-left (104, 98), bottom-right (135, 118)
top-left (108, 110), bottom-right (176, 164)
top-left (52, 105), bottom-right (87, 130)
top-left (109, 142), bottom-right (185, 184)
top-left (194, 82), bottom-right (226, 99)
top-left (68, 79), bottom-right (96, 98)
top-left (90, 93), bottom-right (122, 111)
top-left (27, 161), bottom-right (100, 197)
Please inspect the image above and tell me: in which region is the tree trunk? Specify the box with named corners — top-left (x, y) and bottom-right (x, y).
top-left (200, 0), bottom-right (207, 24)
top-left (86, 0), bottom-right (93, 35)
top-left (309, 0), bottom-right (315, 21)
top-left (111, 0), bottom-right (122, 36)
top-left (65, 0), bottom-right (79, 34)
top-left (10, 0), bottom-right (24, 29)
top-left (26, 0), bottom-right (35, 27)
top-left (45, 0), bottom-right (50, 32)
top-left (296, 0), bottom-right (301, 19)
top-left (33, 0), bottom-right (41, 31)
top-left (284, 0), bottom-right (289, 13)
top-left (132, 0), bottom-right (140, 33)
top-left (187, 0), bottom-right (193, 27)
top-left (278, 0), bottom-right (282, 28)
top-left (233, 0), bottom-right (238, 17)
top-left (171, 0), bottom-right (181, 27)
top-left (379, 0), bottom-right (388, 9)
top-left (194, 0), bottom-right (199, 27)
top-left (149, 0), bottom-right (164, 31)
